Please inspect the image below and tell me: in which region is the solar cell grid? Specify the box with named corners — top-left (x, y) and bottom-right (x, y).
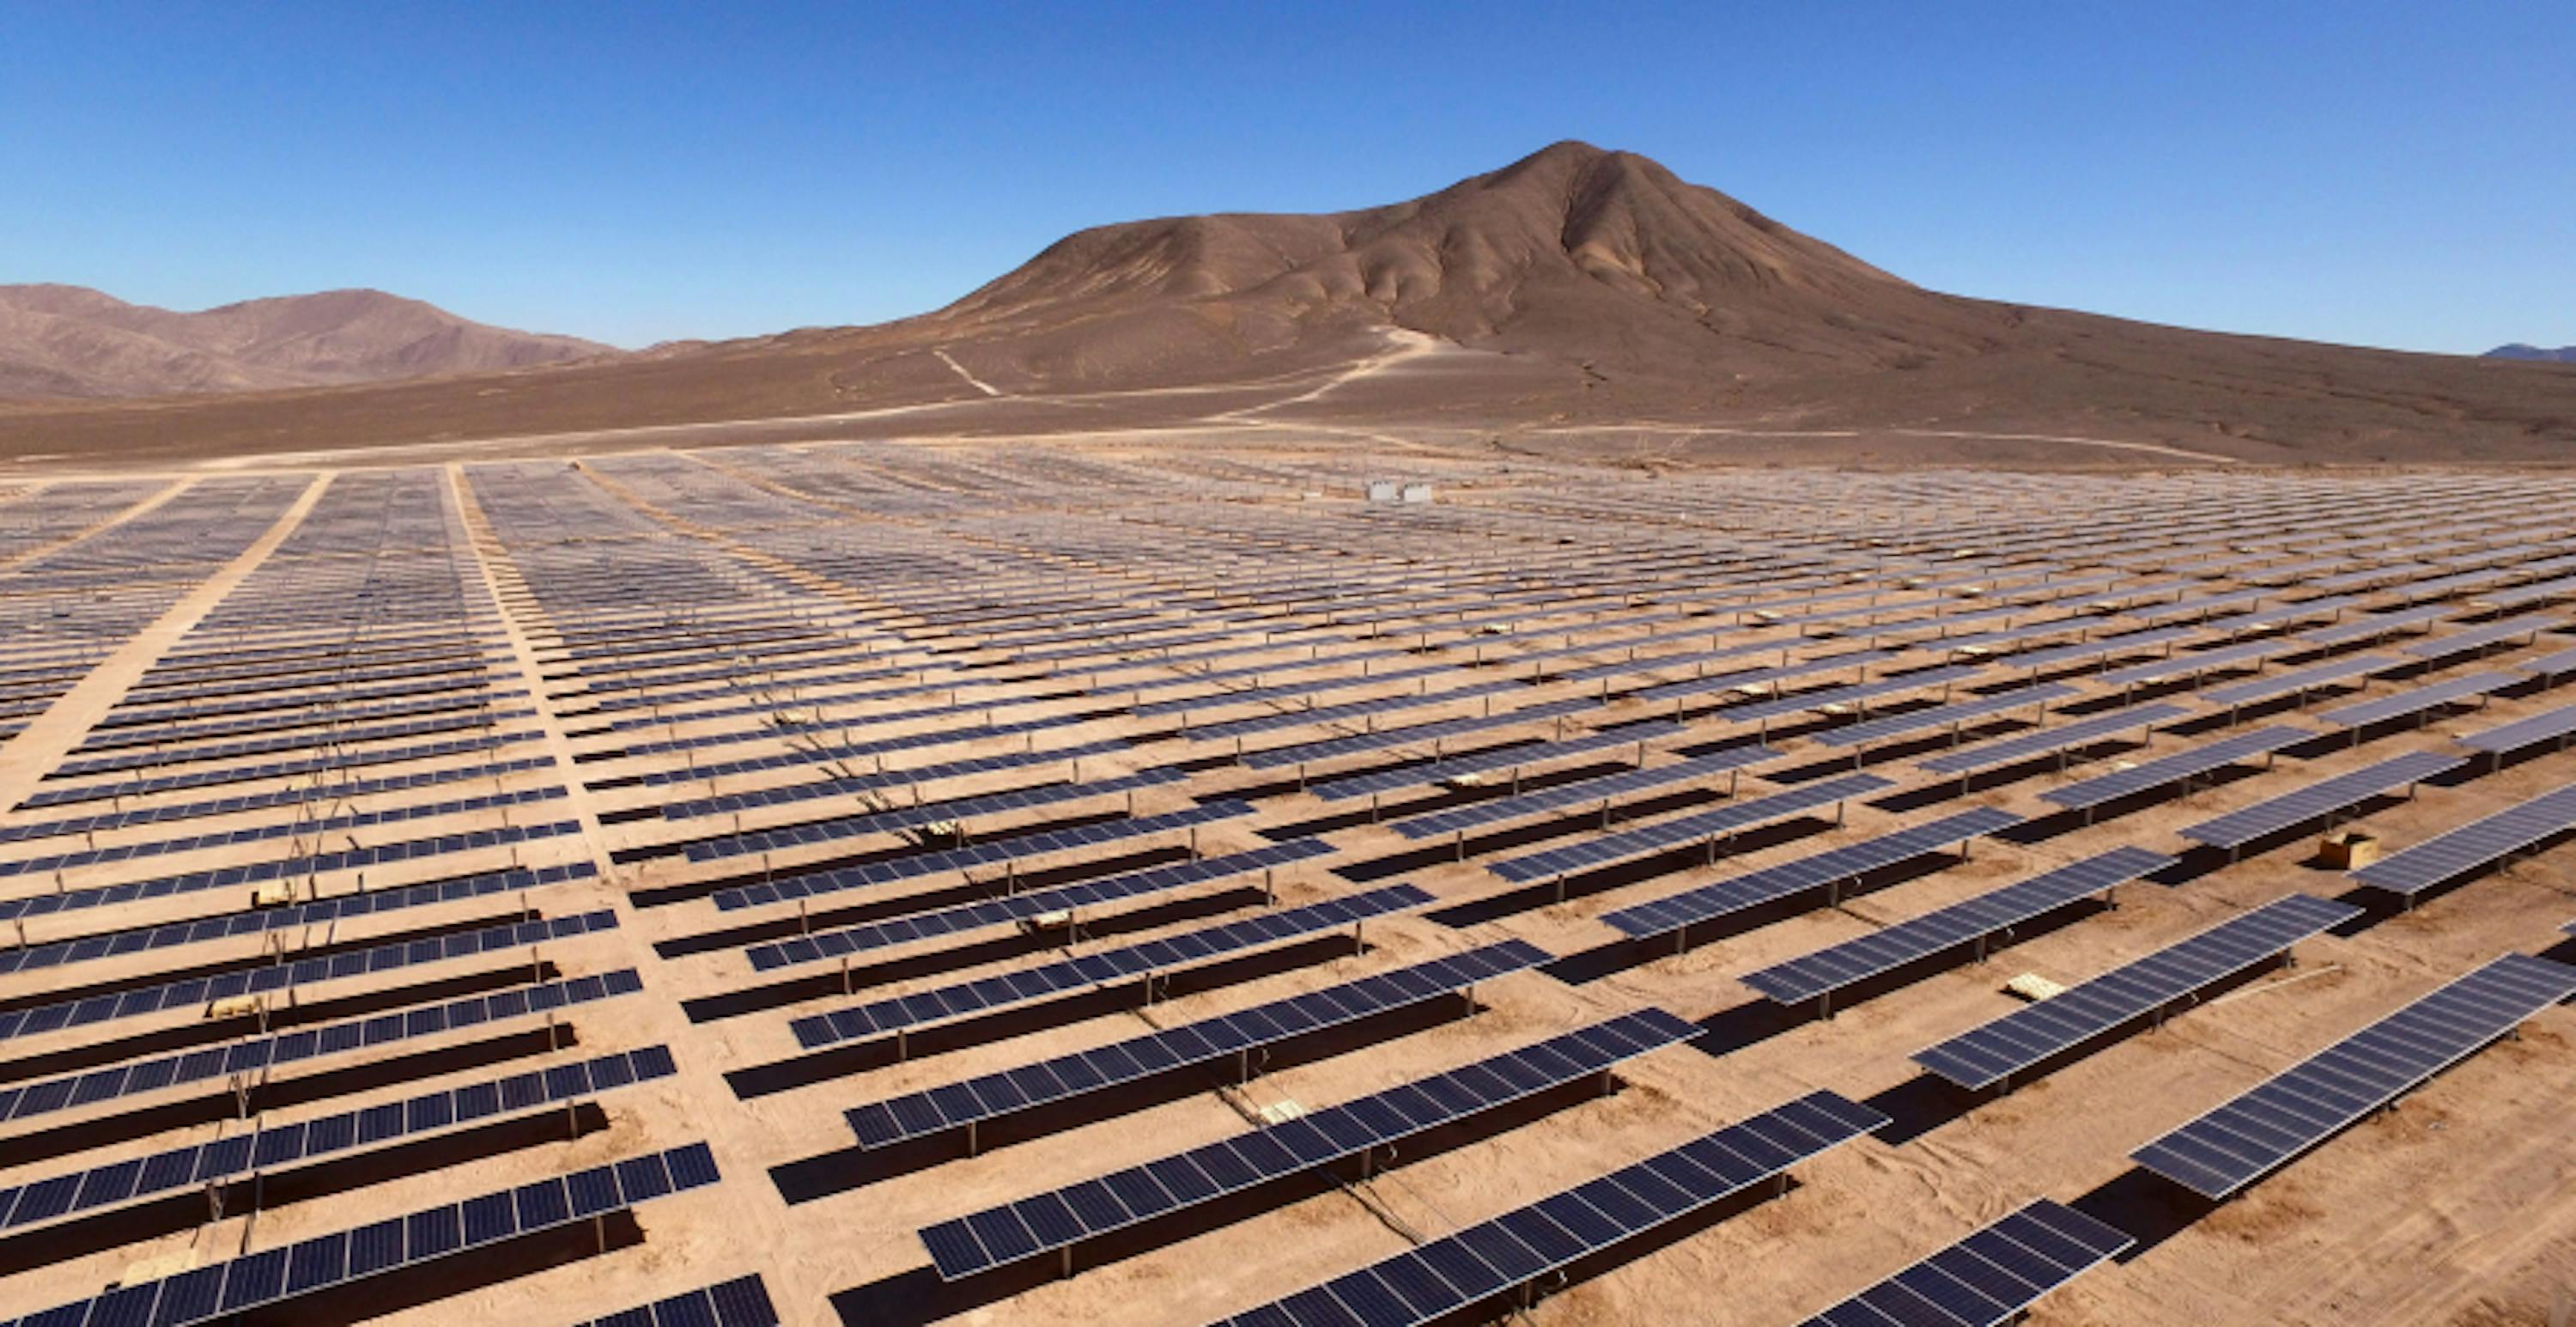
top-left (1601, 805), bottom-right (2024, 944)
top-left (0, 1142), bottom-right (719, 1327)
top-left (710, 800), bottom-right (1249, 911)
top-left (0, 910), bottom-right (620, 1042)
top-left (2132, 953), bottom-right (2576, 1197)
top-left (744, 838), bottom-right (1336, 971)
top-left (2180, 751), bottom-right (2461, 852)
top-left (0, 1045), bottom-right (677, 1233)
top-left (916, 1008), bottom-right (1700, 1279)
top-left (1390, 745), bottom-right (1777, 840)
top-left (1740, 847), bottom-right (2177, 1007)
top-left (1912, 893), bottom-right (2361, 1090)
top-left (1790, 1199), bottom-right (2134, 1327)
top-left (2038, 727), bottom-right (2307, 814)
top-left (569, 1275), bottom-right (781, 1327)
top-left (845, 941), bottom-right (1552, 1148)
top-left (787, 884), bottom-right (1434, 1050)
top-left (1212, 1088), bottom-right (1890, 1327)
top-left (1485, 772), bottom-right (1893, 885)
top-left (2351, 780), bottom-right (2576, 896)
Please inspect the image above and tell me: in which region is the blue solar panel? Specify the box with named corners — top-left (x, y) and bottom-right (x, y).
top-left (1601, 806), bottom-right (2023, 943)
top-left (1792, 1198), bottom-right (2134, 1327)
top-left (2037, 727), bottom-right (2307, 815)
top-left (787, 885), bottom-right (1434, 1050)
top-left (845, 942), bottom-right (1552, 1149)
top-left (917, 1008), bottom-right (1699, 1279)
top-left (1241, 697), bottom-right (1603, 770)
top-left (1814, 684), bottom-right (2075, 750)
top-left (1912, 894), bottom-right (2361, 1090)
top-left (2133, 953), bottom-right (2576, 1198)
top-left (0, 820), bottom-right (586, 922)
top-left (0, 910), bottom-right (620, 1042)
top-left (1741, 847), bottom-right (2177, 1007)
top-left (2179, 751), bottom-right (2461, 852)
top-left (0, 862), bottom-right (597, 974)
top-left (1391, 746), bottom-right (1777, 840)
top-left (0, 969), bottom-right (646, 1127)
top-left (1916, 703), bottom-right (2188, 777)
top-left (745, 838), bottom-right (1337, 971)
top-left (710, 800), bottom-right (1249, 911)
top-left (569, 1275), bottom-right (781, 1327)
top-left (680, 767), bottom-right (1184, 863)
top-left (2316, 672), bottom-right (2518, 732)
top-left (0, 1142), bottom-right (719, 1327)
top-left (1485, 773), bottom-right (1893, 885)
top-left (1307, 722), bottom-right (1686, 802)
top-left (1212, 1089), bottom-right (1889, 1327)
top-left (0, 1046), bottom-right (676, 1232)
top-left (2351, 781), bottom-right (2576, 897)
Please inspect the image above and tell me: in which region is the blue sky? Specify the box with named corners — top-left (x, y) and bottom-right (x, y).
top-left (3, 2), bottom-right (2566, 352)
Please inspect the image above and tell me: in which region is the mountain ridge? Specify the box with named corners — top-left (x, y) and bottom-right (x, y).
top-left (0, 284), bottom-right (617, 398)
top-left (3, 141), bottom-right (2572, 466)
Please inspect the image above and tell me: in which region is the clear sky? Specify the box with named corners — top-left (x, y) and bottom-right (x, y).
top-left (3, 2), bottom-right (2566, 353)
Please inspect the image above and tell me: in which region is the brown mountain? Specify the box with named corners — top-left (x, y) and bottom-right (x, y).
top-left (3, 142), bottom-right (2572, 466)
top-left (0, 284), bottom-right (616, 399)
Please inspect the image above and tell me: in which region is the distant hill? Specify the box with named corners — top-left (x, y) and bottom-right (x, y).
top-left (0, 285), bottom-right (616, 398)
top-left (2486, 344), bottom-right (2576, 363)
top-left (4, 143), bottom-right (2575, 465)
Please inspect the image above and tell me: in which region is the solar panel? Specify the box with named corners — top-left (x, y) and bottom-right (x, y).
top-left (916, 1008), bottom-right (1699, 1280)
top-left (710, 800), bottom-right (1249, 911)
top-left (655, 739), bottom-right (1129, 819)
top-left (1633, 649), bottom-right (1893, 704)
top-left (0, 1045), bottom-right (676, 1233)
top-left (1814, 683), bottom-right (2075, 750)
top-left (2202, 654), bottom-right (2403, 709)
top-left (2458, 700), bottom-right (2576, 761)
top-left (1308, 722), bottom-right (1686, 802)
top-left (0, 909), bottom-right (620, 1042)
top-left (2351, 780), bottom-right (2576, 898)
top-left (0, 861), bottom-right (596, 972)
top-left (1210, 1089), bottom-right (1889, 1327)
top-left (1182, 679), bottom-right (1525, 742)
top-left (679, 767), bottom-right (1184, 863)
top-left (787, 884), bottom-right (1435, 1050)
top-left (744, 838), bottom-right (1336, 971)
top-left (2297, 605), bottom-right (2446, 646)
top-left (1390, 746), bottom-right (1777, 841)
top-left (1239, 697), bottom-right (1600, 770)
top-left (1912, 894), bottom-right (2361, 1090)
top-left (2094, 636), bottom-right (2300, 689)
top-left (844, 941), bottom-right (1552, 1150)
top-left (2002, 625), bottom-right (2199, 673)
top-left (1738, 847), bottom-right (2177, 1008)
top-left (1917, 703), bottom-right (2188, 777)
top-left (570, 1275), bottom-right (781, 1327)
top-left (1482, 772), bottom-right (1892, 886)
top-left (2314, 671), bottom-right (2517, 733)
top-left (0, 969), bottom-right (646, 1127)
top-left (0, 819), bottom-right (585, 922)
top-left (2132, 953), bottom-right (2576, 1198)
top-left (2037, 726), bottom-right (2307, 816)
top-left (2402, 614), bottom-right (2561, 661)
top-left (1719, 664), bottom-right (1989, 727)
top-left (2179, 751), bottom-right (2462, 854)
top-left (1790, 1198), bottom-right (2134, 1327)
top-left (1601, 806), bottom-right (2023, 945)
top-left (0, 1142), bottom-right (719, 1327)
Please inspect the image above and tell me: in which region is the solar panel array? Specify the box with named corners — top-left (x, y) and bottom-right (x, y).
top-left (1913, 894), bottom-right (2363, 1090)
top-left (1789, 1198), bottom-right (2136, 1327)
top-left (1210, 1089), bottom-right (1890, 1327)
top-left (1740, 847), bottom-right (2178, 1007)
top-left (2132, 953), bottom-right (2576, 1197)
top-left (918, 1008), bottom-right (1699, 1279)
top-left (9, 454), bottom-right (2576, 1324)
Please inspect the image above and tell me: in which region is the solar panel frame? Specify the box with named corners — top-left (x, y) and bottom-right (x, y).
top-left (1791, 1198), bottom-right (2134, 1327)
top-left (1600, 806), bottom-right (2024, 944)
top-left (1485, 772), bottom-right (1893, 885)
top-left (2178, 751), bottom-right (2461, 852)
top-left (2036, 727), bottom-right (2307, 814)
top-left (2350, 781), bottom-right (2576, 897)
